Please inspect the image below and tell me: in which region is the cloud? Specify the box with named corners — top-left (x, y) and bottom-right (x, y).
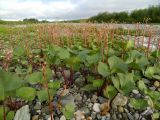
top-left (0, 0), bottom-right (159, 20)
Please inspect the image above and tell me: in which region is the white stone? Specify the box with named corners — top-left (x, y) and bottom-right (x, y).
top-left (14, 105), bottom-right (30, 120)
top-left (93, 103), bottom-right (100, 113)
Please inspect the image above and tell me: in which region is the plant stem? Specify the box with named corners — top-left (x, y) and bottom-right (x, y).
top-left (3, 102), bottom-right (6, 120)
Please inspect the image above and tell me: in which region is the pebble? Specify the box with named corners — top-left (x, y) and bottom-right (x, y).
top-left (98, 96), bottom-right (108, 103)
top-left (74, 110), bottom-right (85, 120)
top-left (88, 103), bottom-right (93, 108)
top-left (149, 86), bottom-right (156, 90)
top-left (79, 107), bottom-right (90, 115)
top-left (93, 103), bottom-right (100, 113)
top-left (60, 115), bottom-right (66, 120)
top-left (132, 89), bottom-right (139, 94)
top-left (99, 102), bottom-right (110, 115)
top-left (118, 106), bottom-right (124, 113)
top-left (32, 115), bottom-right (39, 120)
top-left (133, 113), bottom-right (139, 120)
top-left (111, 113), bottom-right (117, 120)
top-left (91, 95), bottom-right (98, 103)
top-left (141, 107), bottom-right (153, 116)
top-left (112, 93), bottom-right (128, 109)
top-left (91, 112), bottom-right (96, 119)
top-left (127, 113), bottom-right (134, 120)
top-left (64, 70), bottom-right (70, 79)
top-left (97, 114), bottom-right (102, 119)
top-left (154, 81), bottom-right (160, 87)
top-left (74, 93), bottom-right (82, 102)
top-left (34, 102), bottom-right (41, 110)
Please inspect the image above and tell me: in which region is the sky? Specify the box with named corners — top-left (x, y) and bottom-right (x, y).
top-left (0, 0), bottom-right (159, 21)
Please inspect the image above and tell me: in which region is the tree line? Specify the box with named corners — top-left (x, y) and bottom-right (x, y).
top-left (88, 5), bottom-right (160, 23)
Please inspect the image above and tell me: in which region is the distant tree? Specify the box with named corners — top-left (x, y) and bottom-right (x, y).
top-left (89, 5), bottom-right (160, 23)
top-left (23, 18), bottom-right (39, 23)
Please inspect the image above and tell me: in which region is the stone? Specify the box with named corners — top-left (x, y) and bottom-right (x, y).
top-left (99, 102), bottom-right (110, 116)
top-left (91, 112), bottom-right (96, 119)
top-left (14, 105), bottom-right (30, 120)
top-left (118, 106), bottom-right (124, 113)
top-left (93, 103), bottom-right (100, 113)
top-left (134, 113), bottom-right (139, 120)
top-left (91, 95), bottom-right (98, 103)
top-left (74, 110), bottom-right (85, 120)
top-left (149, 86), bottom-right (156, 90)
top-left (154, 81), bottom-right (160, 87)
top-left (88, 103), bottom-right (93, 108)
top-left (112, 93), bottom-right (128, 108)
top-left (98, 96), bottom-right (107, 103)
top-left (74, 93), bottom-right (82, 102)
top-left (79, 107), bottom-right (90, 115)
top-left (141, 107), bottom-right (153, 116)
top-left (61, 94), bottom-right (75, 106)
top-left (32, 115), bottom-right (39, 120)
top-left (34, 102), bottom-right (41, 110)
top-left (60, 115), bottom-right (66, 120)
top-left (111, 113), bottom-right (117, 120)
top-left (132, 90), bottom-right (139, 94)
top-left (64, 70), bottom-right (70, 79)
top-left (127, 113), bottom-right (134, 120)
top-left (97, 114), bottom-right (101, 119)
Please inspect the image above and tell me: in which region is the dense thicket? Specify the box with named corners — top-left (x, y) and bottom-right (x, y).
top-left (89, 5), bottom-right (160, 23)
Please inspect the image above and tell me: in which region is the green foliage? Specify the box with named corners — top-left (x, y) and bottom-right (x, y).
top-left (130, 98), bottom-right (148, 110)
top-left (0, 70), bottom-right (22, 100)
top-left (89, 5), bottom-right (160, 23)
top-left (103, 85), bottom-right (117, 99)
top-left (144, 66), bottom-right (160, 80)
top-left (62, 103), bottom-right (75, 119)
top-left (16, 87), bottom-right (36, 101)
top-left (108, 56), bottom-right (128, 73)
top-left (112, 73), bottom-right (135, 95)
top-left (37, 89), bottom-right (48, 102)
top-left (6, 111), bottom-right (15, 120)
top-left (97, 62), bottom-right (110, 77)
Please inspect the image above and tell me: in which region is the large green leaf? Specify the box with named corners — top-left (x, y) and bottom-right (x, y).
top-left (92, 79), bottom-right (104, 88)
top-left (97, 62), bottom-right (110, 77)
top-left (103, 85), bottom-right (117, 99)
top-left (144, 66), bottom-right (160, 80)
top-left (0, 70), bottom-right (22, 100)
top-left (126, 50), bottom-right (142, 63)
top-left (126, 40), bottom-right (134, 49)
top-left (112, 73), bottom-right (135, 95)
top-left (26, 72), bottom-right (43, 84)
top-left (58, 48), bottom-right (70, 60)
top-left (130, 98), bottom-right (148, 110)
top-left (37, 89), bottom-right (48, 102)
top-left (48, 80), bottom-right (61, 90)
top-left (108, 56), bottom-right (128, 73)
top-left (16, 87), bottom-right (36, 101)
top-left (137, 80), bottom-right (147, 92)
top-left (62, 103), bottom-right (75, 119)
top-left (13, 45), bottom-right (26, 57)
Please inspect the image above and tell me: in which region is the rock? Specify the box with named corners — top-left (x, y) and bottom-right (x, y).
top-left (99, 102), bottom-right (110, 116)
top-left (62, 89), bottom-right (70, 96)
top-left (34, 102), bottom-right (41, 110)
top-left (64, 70), bottom-right (70, 79)
top-left (14, 105), bottom-right (30, 120)
top-left (111, 113), bottom-right (117, 120)
top-left (57, 72), bottom-right (62, 78)
top-left (74, 93), bottom-right (82, 102)
top-left (93, 103), bottom-right (100, 113)
top-left (75, 77), bottom-right (85, 87)
top-left (55, 117), bottom-right (60, 120)
top-left (118, 106), bottom-right (124, 113)
top-left (132, 90), bottom-right (139, 94)
top-left (88, 103), bottom-right (93, 108)
top-left (79, 107), bottom-right (90, 115)
top-left (52, 70), bottom-right (56, 77)
top-left (97, 114), bottom-right (101, 119)
top-left (98, 96), bottom-right (107, 103)
top-left (154, 81), bottom-right (160, 87)
top-left (112, 93), bottom-right (128, 108)
top-left (117, 114), bottom-right (122, 119)
top-left (141, 107), bottom-right (153, 116)
top-left (60, 115), bottom-right (66, 120)
top-left (74, 110), bottom-right (85, 120)
top-left (61, 94), bottom-right (75, 106)
top-left (127, 113), bottom-right (134, 120)
top-left (91, 95), bottom-right (98, 103)
top-left (122, 113), bottom-right (128, 120)
top-left (133, 113), bottom-right (139, 120)
top-left (91, 112), bottom-right (96, 119)
top-left (149, 86), bottom-right (156, 90)
top-left (101, 116), bottom-right (107, 120)
top-left (32, 115), bottom-right (39, 120)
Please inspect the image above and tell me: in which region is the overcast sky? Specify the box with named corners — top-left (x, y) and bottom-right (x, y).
top-left (0, 0), bottom-right (159, 21)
